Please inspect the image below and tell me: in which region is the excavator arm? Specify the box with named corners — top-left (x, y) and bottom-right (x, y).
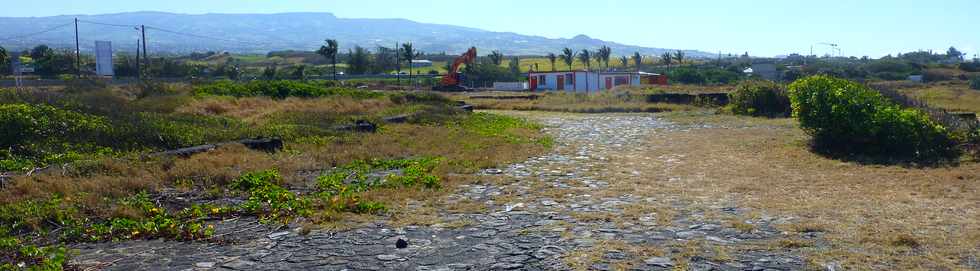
top-left (440, 47), bottom-right (477, 87)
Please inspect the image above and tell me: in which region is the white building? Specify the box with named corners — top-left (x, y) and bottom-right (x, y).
top-left (527, 71), bottom-right (666, 92)
top-left (411, 60), bottom-right (433, 68)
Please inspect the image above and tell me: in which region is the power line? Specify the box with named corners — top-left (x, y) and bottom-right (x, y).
top-left (143, 25), bottom-right (261, 46)
top-left (77, 19), bottom-right (139, 30)
top-left (0, 22), bottom-right (74, 41)
top-left (3, 19), bottom-right (263, 49)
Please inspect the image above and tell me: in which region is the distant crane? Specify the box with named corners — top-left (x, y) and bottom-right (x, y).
top-left (814, 42), bottom-right (842, 58)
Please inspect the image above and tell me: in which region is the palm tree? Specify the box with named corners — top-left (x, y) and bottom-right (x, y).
top-left (546, 53), bottom-right (557, 72)
top-left (619, 56), bottom-right (629, 70)
top-left (578, 50), bottom-right (592, 91)
top-left (578, 49), bottom-right (592, 71)
top-left (598, 46), bottom-right (612, 69)
top-left (317, 39), bottom-right (339, 80)
top-left (401, 42), bottom-right (415, 77)
top-left (489, 50), bottom-right (504, 65)
top-left (632, 52), bottom-right (642, 70)
top-left (561, 48), bottom-right (575, 71)
top-left (673, 50), bottom-right (685, 65)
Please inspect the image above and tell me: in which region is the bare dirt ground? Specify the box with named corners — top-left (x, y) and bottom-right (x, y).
top-left (69, 111), bottom-right (977, 271)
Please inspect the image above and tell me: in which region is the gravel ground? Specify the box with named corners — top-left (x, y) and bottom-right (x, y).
top-left (71, 112), bottom-right (812, 271)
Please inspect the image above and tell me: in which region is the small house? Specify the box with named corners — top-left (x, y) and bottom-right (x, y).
top-left (746, 63), bottom-right (780, 81)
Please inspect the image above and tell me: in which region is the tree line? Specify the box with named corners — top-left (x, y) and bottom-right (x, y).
top-left (2, 42), bottom-right (976, 85)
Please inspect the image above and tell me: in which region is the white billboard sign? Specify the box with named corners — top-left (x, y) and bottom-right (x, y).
top-left (95, 41), bottom-right (114, 76)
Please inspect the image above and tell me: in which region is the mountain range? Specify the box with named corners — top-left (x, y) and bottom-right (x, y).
top-left (0, 12), bottom-right (713, 58)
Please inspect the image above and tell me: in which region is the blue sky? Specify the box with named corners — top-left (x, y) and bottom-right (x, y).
top-left (4, 0), bottom-right (977, 58)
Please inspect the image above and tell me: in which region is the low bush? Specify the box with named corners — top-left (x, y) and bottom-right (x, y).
top-left (970, 76), bottom-right (980, 90)
top-left (958, 61), bottom-right (980, 72)
top-left (194, 80), bottom-right (383, 99)
top-left (922, 69), bottom-right (954, 82)
top-left (788, 75), bottom-right (957, 160)
top-left (728, 80), bottom-right (791, 117)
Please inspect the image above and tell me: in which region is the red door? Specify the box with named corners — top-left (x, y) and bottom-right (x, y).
top-left (529, 77), bottom-right (537, 91)
top-left (605, 77), bottom-right (612, 90)
top-left (557, 75), bottom-right (565, 90)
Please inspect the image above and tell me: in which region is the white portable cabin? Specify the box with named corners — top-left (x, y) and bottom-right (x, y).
top-left (527, 71), bottom-right (650, 92)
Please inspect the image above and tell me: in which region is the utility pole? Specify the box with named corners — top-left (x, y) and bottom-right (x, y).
top-left (395, 42), bottom-right (400, 86)
top-left (141, 25), bottom-right (148, 78)
top-left (136, 39), bottom-right (141, 81)
top-left (74, 18), bottom-right (80, 78)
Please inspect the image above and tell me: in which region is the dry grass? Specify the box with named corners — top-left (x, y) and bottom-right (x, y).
top-left (451, 91), bottom-right (698, 113)
top-left (176, 96), bottom-right (395, 122)
top-left (444, 199), bottom-right (489, 214)
top-left (613, 84), bottom-right (733, 95)
top-left (872, 80), bottom-right (980, 113)
top-left (563, 240), bottom-right (665, 271)
top-left (609, 112), bottom-right (979, 270)
top-left (1, 93), bottom-right (550, 231)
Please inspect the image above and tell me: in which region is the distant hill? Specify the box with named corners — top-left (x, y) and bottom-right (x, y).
top-left (0, 12), bottom-right (713, 58)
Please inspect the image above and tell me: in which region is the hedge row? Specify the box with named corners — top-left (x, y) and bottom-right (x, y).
top-left (194, 80), bottom-right (383, 99)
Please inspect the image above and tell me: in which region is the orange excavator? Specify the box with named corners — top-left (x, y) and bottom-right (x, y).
top-left (433, 47), bottom-right (477, 91)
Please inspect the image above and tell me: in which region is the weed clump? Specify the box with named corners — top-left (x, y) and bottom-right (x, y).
top-left (970, 76), bottom-right (980, 90)
top-left (0, 234), bottom-right (68, 270)
top-left (231, 170), bottom-right (312, 224)
top-left (788, 75), bottom-right (957, 160)
top-left (728, 80), bottom-right (791, 117)
top-left (314, 158), bottom-right (443, 215)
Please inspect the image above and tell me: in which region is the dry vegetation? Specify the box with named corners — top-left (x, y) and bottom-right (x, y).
top-left (0, 82), bottom-right (552, 269)
top-left (450, 90), bottom-right (700, 113)
top-left (869, 80), bottom-right (980, 113)
top-left (604, 111), bottom-right (978, 270)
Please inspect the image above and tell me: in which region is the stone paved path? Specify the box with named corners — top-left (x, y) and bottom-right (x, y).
top-left (71, 112), bottom-right (810, 271)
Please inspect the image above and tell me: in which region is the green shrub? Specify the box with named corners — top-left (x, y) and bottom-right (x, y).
top-left (728, 80), bottom-right (791, 117)
top-left (670, 67), bottom-right (707, 84)
top-left (788, 76), bottom-right (956, 159)
top-left (970, 77), bottom-right (980, 90)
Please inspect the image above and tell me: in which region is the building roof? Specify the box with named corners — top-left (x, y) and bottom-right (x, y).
top-left (528, 70), bottom-right (659, 75)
